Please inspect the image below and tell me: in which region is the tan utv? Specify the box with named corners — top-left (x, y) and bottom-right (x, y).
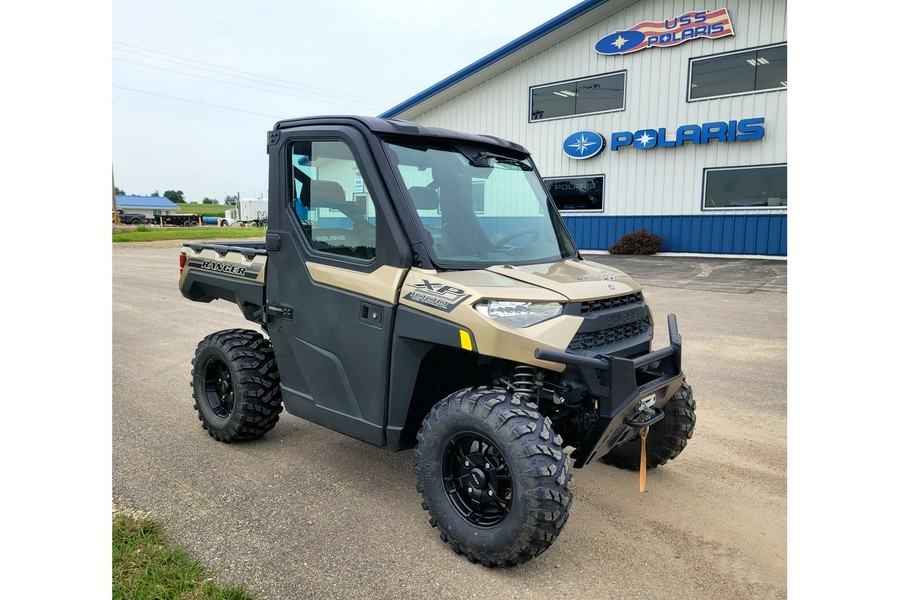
top-left (178, 116), bottom-right (696, 567)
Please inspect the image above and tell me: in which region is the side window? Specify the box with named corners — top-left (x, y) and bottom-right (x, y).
top-left (290, 139), bottom-right (378, 261)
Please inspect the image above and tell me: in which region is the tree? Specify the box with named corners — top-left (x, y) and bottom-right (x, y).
top-left (201, 198), bottom-right (219, 204)
top-left (114, 186), bottom-right (127, 196)
top-left (224, 193), bottom-right (240, 206)
top-left (164, 190), bottom-right (185, 203)
top-left (151, 190), bottom-right (160, 197)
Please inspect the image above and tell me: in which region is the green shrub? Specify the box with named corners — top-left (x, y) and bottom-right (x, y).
top-left (609, 229), bottom-right (662, 255)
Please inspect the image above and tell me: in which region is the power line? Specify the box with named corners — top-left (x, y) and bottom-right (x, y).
top-left (113, 85), bottom-right (281, 118)
top-left (113, 57), bottom-right (385, 112)
top-left (112, 41), bottom-right (392, 105)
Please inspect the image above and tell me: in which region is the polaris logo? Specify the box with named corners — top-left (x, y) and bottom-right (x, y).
top-left (562, 131), bottom-right (605, 159)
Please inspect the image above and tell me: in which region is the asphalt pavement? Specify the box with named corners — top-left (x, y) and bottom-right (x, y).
top-left (581, 252), bottom-right (787, 294)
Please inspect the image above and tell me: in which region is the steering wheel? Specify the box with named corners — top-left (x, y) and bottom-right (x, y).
top-left (487, 229), bottom-right (540, 253)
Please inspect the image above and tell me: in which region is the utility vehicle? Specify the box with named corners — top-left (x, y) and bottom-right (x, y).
top-left (178, 116), bottom-right (696, 566)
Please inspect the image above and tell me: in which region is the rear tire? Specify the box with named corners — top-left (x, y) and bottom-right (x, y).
top-left (600, 382), bottom-right (696, 470)
top-left (191, 329), bottom-right (283, 442)
top-left (414, 387), bottom-right (572, 567)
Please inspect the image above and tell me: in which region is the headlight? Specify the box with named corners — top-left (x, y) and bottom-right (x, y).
top-left (474, 301), bottom-right (563, 328)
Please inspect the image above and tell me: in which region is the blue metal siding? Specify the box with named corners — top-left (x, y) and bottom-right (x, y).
top-left (561, 214), bottom-right (787, 256)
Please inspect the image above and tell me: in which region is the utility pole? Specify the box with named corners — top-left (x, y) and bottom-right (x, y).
top-left (112, 165), bottom-right (120, 224)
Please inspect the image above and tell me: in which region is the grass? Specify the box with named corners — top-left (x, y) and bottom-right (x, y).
top-left (113, 227), bottom-right (266, 243)
top-left (178, 203), bottom-right (228, 217)
top-left (113, 511), bottom-right (253, 600)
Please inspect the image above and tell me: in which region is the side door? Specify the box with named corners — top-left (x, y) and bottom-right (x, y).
top-left (264, 127), bottom-right (409, 446)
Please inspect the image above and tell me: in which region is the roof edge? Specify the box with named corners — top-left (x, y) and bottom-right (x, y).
top-left (379, 0), bottom-right (611, 119)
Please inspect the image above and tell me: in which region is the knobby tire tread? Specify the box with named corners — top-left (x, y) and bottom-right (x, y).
top-left (191, 328), bottom-right (283, 442)
top-left (414, 386), bottom-right (573, 567)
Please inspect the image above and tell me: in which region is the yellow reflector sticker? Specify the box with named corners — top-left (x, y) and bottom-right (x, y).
top-left (459, 330), bottom-right (473, 351)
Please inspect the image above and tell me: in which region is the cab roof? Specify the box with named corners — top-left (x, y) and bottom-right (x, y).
top-left (271, 115), bottom-right (530, 158)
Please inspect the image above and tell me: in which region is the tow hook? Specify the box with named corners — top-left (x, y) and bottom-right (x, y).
top-left (624, 394), bottom-right (665, 429)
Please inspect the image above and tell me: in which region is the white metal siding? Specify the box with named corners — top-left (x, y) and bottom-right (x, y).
top-left (406, 0), bottom-right (787, 218)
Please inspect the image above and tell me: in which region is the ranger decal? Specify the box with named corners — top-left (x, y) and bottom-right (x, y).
top-left (189, 257), bottom-right (260, 278)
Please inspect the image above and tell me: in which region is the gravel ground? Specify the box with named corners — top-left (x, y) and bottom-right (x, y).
top-left (112, 244), bottom-right (787, 600)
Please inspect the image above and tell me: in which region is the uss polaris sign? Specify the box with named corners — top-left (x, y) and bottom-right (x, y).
top-left (595, 8), bottom-right (734, 55)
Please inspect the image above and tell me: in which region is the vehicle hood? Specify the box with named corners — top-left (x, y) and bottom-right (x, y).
top-left (427, 259), bottom-right (641, 302)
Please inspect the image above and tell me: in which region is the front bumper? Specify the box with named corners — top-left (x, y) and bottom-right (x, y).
top-left (535, 313), bottom-right (685, 468)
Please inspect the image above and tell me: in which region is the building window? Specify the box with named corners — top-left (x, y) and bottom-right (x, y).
top-left (530, 72), bottom-right (625, 121)
top-left (689, 44), bottom-right (786, 101)
top-left (702, 165), bottom-right (787, 209)
top-left (545, 176), bottom-right (604, 211)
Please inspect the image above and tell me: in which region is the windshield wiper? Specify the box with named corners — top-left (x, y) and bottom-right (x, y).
top-left (470, 151), bottom-right (533, 171)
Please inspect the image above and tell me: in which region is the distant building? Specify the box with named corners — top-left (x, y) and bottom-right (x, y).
top-left (115, 195), bottom-right (180, 220)
top-left (381, 0), bottom-right (787, 256)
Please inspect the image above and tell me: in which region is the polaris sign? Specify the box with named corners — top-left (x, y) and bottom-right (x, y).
top-left (595, 8), bottom-right (734, 55)
top-left (611, 118), bottom-right (765, 151)
top-left (562, 117), bottom-right (765, 158)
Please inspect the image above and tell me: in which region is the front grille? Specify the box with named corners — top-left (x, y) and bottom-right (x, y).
top-left (567, 320), bottom-right (650, 352)
top-left (568, 291), bottom-right (650, 354)
top-left (580, 292), bottom-right (644, 315)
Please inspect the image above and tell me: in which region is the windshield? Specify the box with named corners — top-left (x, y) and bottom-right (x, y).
top-left (384, 140), bottom-right (578, 268)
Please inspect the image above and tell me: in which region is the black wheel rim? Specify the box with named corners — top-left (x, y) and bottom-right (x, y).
top-left (203, 357), bottom-right (234, 418)
top-left (442, 432), bottom-right (513, 527)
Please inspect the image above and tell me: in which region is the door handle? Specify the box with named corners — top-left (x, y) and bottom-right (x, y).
top-left (265, 303), bottom-right (294, 321)
top-left (359, 302), bottom-right (383, 327)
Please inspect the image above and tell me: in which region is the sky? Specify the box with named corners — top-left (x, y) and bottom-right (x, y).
top-left (112, 0), bottom-right (584, 202)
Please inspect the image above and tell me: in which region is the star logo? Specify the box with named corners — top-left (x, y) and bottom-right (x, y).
top-left (562, 131), bottom-right (605, 160)
top-left (612, 35), bottom-right (627, 50)
top-left (567, 134), bottom-right (597, 156)
top-left (636, 131), bottom-right (655, 147)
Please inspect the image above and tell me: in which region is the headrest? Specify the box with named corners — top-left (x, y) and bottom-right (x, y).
top-left (309, 180), bottom-right (346, 206)
top-left (408, 186), bottom-right (439, 210)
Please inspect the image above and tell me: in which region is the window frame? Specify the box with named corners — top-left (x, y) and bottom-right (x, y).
top-left (543, 175), bottom-right (606, 214)
top-left (687, 43), bottom-right (787, 102)
top-left (529, 71), bottom-right (627, 123)
top-left (700, 163), bottom-right (787, 211)
top-left (287, 136), bottom-right (380, 266)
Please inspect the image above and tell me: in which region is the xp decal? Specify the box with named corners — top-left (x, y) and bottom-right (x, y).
top-left (595, 8), bottom-right (733, 56)
top-left (403, 279), bottom-right (472, 313)
top-left (562, 131), bottom-right (605, 159)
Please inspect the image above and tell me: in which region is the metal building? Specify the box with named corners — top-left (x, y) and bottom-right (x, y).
top-left (380, 0), bottom-right (787, 256)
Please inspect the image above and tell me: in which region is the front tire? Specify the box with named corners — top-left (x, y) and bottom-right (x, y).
top-left (191, 329), bottom-right (283, 442)
top-left (414, 387), bottom-right (572, 567)
top-left (600, 382), bottom-right (696, 470)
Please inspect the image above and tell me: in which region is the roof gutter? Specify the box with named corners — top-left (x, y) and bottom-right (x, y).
top-left (379, 0), bottom-right (611, 119)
